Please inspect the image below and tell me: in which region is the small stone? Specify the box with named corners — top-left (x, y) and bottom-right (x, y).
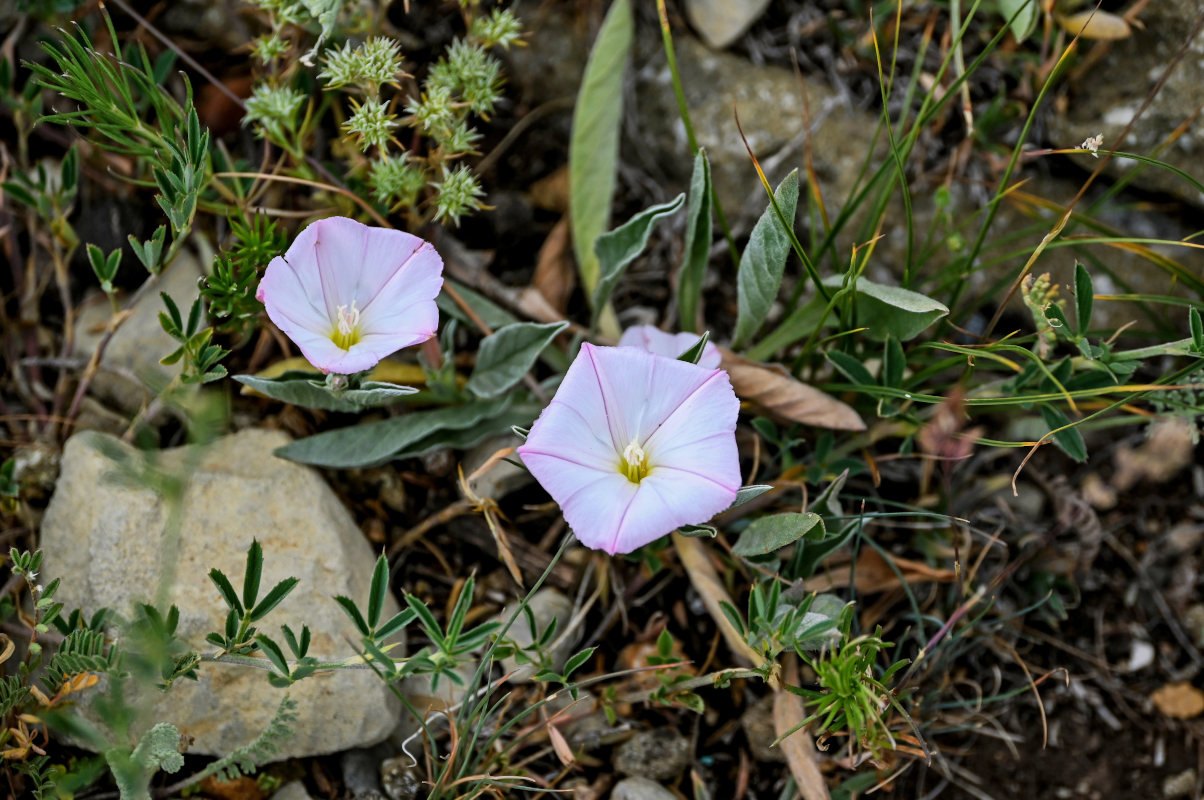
top-left (73, 251), bottom-right (206, 414)
top-left (613, 729), bottom-right (691, 781)
top-left (342, 746), bottom-right (388, 800)
top-left (272, 782), bottom-right (315, 800)
top-left (611, 776), bottom-right (677, 800)
top-left (40, 429), bottom-right (403, 758)
top-left (684, 0), bottom-right (772, 49)
top-left (1163, 768), bottom-right (1197, 798)
top-left (740, 694), bottom-right (785, 762)
top-left (1183, 604), bottom-right (1204, 646)
top-left (380, 755), bottom-right (423, 800)
top-left (500, 588), bottom-right (579, 683)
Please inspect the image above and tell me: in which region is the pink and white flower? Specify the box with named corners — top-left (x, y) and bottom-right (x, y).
top-left (257, 217), bottom-right (443, 374)
top-left (618, 325), bottom-right (721, 369)
top-left (517, 343), bottom-right (740, 554)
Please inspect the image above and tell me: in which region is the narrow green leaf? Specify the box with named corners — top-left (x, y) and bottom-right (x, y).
top-left (334, 596), bottom-right (370, 637)
top-left (1190, 307), bottom-right (1203, 352)
top-left (242, 539), bottom-right (263, 609)
top-left (718, 601), bottom-right (745, 637)
top-left (208, 569), bottom-right (243, 615)
top-left (466, 322), bottom-right (568, 398)
top-left (793, 521), bottom-right (857, 580)
top-left (732, 170), bottom-right (800, 349)
top-left (563, 647), bottom-right (596, 677)
top-left (405, 594), bottom-right (445, 647)
top-left (255, 635), bottom-right (290, 677)
top-left (275, 395), bottom-right (513, 468)
top-left (375, 608), bottom-right (417, 642)
top-left (1039, 404), bottom-right (1088, 462)
top-left (592, 193), bottom-right (684, 314)
top-left (249, 577), bottom-right (299, 622)
top-left (826, 350), bottom-right (875, 386)
top-left (882, 336), bottom-right (905, 388)
top-left (367, 554), bottom-right (388, 630)
top-left (677, 523), bottom-right (717, 538)
top-left (569, 0), bottom-right (633, 296)
top-left (160, 292), bottom-right (183, 331)
top-left (678, 149), bottom-right (713, 332)
top-left (1074, 262), bottom-right (1093, 336)
top-left (732, 512), bottom-right (823, 557)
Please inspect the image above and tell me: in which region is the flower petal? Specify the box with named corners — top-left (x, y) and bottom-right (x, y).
top-left (259, 252), bottom-right (334, 338)
top-left (643, 369), bottom-right (741, 491)
top-left (258, 217), bottom-right (446, 374)
top-left (583, 344), bottom-right (717, 449)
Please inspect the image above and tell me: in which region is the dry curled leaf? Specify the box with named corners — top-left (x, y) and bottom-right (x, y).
top-left (720, 349), bottom-right (865, 431)
top-left (804, 548), bottom-right (956, 594)
top-left (1151, 682), bottom-right (1204, 719)
top-left (1057, 9), bottom-right (1131, 40)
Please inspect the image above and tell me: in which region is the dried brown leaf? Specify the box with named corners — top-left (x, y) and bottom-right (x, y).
top-left (528, 165), bottom-right (570, 212)
top-left (804, 548), bottom-right (956, 594)
top-left (533, 216), bottom-right (576, 314)
top-left (671, 532), bottom-right (768, 675)
top-left (720, 349), bottom-right (865, 431)
top-left (774, 656), bottom-right (830, 800)
top-left (1152, 682), bottom-right (1204, 719)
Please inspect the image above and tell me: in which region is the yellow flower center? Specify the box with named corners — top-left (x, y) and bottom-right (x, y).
top-left (619, 439), bottom-right (650, 484)
top-left (331, 301), bottom-right (362, 350)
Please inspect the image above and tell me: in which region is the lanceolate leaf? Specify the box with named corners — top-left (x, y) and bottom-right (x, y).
top-left (678, 149), bottom-right (713, 332)
top-left (234, 374), bottom-right (417, 413)
top-left (1074, 262), bottom-right (1093, 336)
top-left (733, 170), bottom-right (800, 349)
top-left (275, 396), bottom-right (514, 468)
top-left (732, 512), bottom-right (824, 557)
top-left (569, 0), bottom-right (633, 297)
top-left (466, 321), bottom-right (569, 398)
top-left (592, 194), bottom-right (685, 315)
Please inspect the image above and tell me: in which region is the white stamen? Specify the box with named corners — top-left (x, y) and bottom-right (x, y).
top-left (336, 301), bottom-right (361, 336)
top-left (623, 439), bottom-right (646, 466)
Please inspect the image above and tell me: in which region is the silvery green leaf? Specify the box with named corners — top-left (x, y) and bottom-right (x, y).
top-left (678, 149), bottom-right (713, 332)
top-left (276, 395), bottom-right (514, 468)
top-left (592, 193), bottom-right (685, 315)
top-left (466, 321), bottom-right (569, 398)
top-left (823, 275), bottom-right (948, 341)
top-left (732, 512), bottom-right (823, 557)
top-left (733, 170), bottom-right (800, 348)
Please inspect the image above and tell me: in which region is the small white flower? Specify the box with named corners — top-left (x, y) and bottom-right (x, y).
top-left (1080, 133), bottom-right (1104, 158)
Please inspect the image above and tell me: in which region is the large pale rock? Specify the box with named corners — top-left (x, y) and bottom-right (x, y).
top-left (73, 252), bottom-right (205, 414)
top-left (40, 429), bottom-right (402, 758)
top-left (635, 36), bottom-right (881, 221)
top-left (506, 9), bottom-right (881, 224)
